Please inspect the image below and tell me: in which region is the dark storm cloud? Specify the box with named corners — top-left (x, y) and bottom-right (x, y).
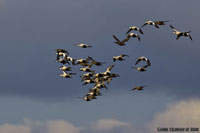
top-left (0, 0), bottom-right (200, 101)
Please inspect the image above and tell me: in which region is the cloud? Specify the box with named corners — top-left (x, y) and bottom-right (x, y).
top-left (93, 119), bottom-right (130, 131)
top-left (0, 119), bottom-right (132, 133)
top-left (148, 99), bottom-right (200, 132)
top-left (46, 120), bottom-right (80, 133)
top-left (0, 123), bottom-right (31, 133)
top-left (1, 99), bottom-right (200, 133)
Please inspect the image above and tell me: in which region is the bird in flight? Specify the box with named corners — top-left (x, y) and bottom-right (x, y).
top-left (113, 35), bottom-right (130, 46)
top-left (60, 71), bottom-right (76, 78)
top-left (127, 33), bottom-right (141, 41)
top-left (74, 43), bottom-right (92, 48)
top-left (56, 49), bottom-right (69, 55)
top-left (126, 26), bottom-right (143, 34)
top-left (141, 20), bottom-right (169, 29)
top-left (131, 65), bottom-right (149, 72)
top-left (113, 54), bottom-right (129, 62)
top-left (130, 86), bottom-right (147, 91)
top-left (135, 56), bottom-right (151, 66)
top-left (170, 25), bottom-right (192, 41)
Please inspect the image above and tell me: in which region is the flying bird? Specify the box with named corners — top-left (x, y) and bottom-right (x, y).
top-left (170, 25), bottom-right (192, 41)
top-left (105, 64), bottom-right (114, 73)
top-left (83, 73), bottom-right (94, 77)
top-left (127, 33), bottom-right (141, 41)
top-left (126, 26), bottom-right (143, 34)
top-left (135, 56), bottom-right (151, 66)
top-left (60, 71), bottom-right (76, 78)
top-left (141, 20), bottom-right (169, 29)
top-left (78, 96), bottom-right (92, 101)
top-left (74, 43), bottom-right (92, 48)
top-left (130, 86), bottom-right (147, 91)
top-left (113, 54), bottom-right (129, 62)
top-left (131, 65), bottom-right (149, 72)
top-left (59, 65), bottom-right (73, 71)
top-left (56, 49), bottom-right (69, 55)
top-left (75, 58), bottom-right (90, 66)
top-left (63, 55), bottom-right (76, 65)
top-left (113, 35), bottom-right (130, 46)
top-left (80, 65), bottom-right (94, 72)
top-left (87, 56), bottom-right (106, 66)
top-left (56, 58), bottom-right (70, 65)
top-left (82, 78), bottom-right (95, 86)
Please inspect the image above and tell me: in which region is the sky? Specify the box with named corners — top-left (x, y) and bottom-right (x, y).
top-left (0, 0), bottom-right (200, 133)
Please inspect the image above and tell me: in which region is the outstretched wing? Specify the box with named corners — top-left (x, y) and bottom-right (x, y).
top-left (121, 36), bottom-right (130, 43)
top-left (154, 20), bottom-right (169, 25)
top-left (170, 25), bottom-right (179, 32)
top-left (135, 58), bottom-right (142, 65)
top-left (126, 29), bottom-right (132, 34)
top-left (137, 35), bottom-right (141, 41)
top-left (176, 34), bottom-right (181, 40)
top-left (87, 45), bottom-right (93, 48)
top-left (113, 35), bottom-right (120, 42)
top-left (121, 54), bottom-right (129, 57)
top-left (130, 88), bottom-right (136, 91)
top-left (141, 23), bottom-right (147, 28)
top-left (106, 64), bottom-right (114, 72)
top-left (139, 28), bottom-right (143, 34)
top-left (146, 59), bottom-right (151, 66)
top-left (188, 34), bottom-right (192, 41)
top-left (154, 24), bottom-right (159, 29)
top-left (143, 65), bottom-right (149, 68)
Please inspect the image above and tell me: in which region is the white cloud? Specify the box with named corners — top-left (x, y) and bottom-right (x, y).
top-left (46, 120), bottom-right (80, 133)
top-left (0, 123), bottom-right (31, 133)
top-left (148, 99), bottom-right (200, 132)
top-left (0, 119), bottom-right (131, 133)
top-left (93, 119), bottom-right (130, 131)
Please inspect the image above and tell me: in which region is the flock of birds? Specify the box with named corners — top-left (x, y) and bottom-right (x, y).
top-left (55, 20), bottom-right (192, 101)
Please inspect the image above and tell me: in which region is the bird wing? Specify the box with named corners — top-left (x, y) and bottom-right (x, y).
top-left (130, 88), bottom-right (136, 91)
top-left (56, 49), bottom-right (69, 55)
top-left (139, 28), bottom-right (143, 34)
top-left (143, 65), bottom-right (149, 68)
top-left (176, 34), bottom-right (182, 40)
top-left (121, 54), bottom-right (129, 57)
top-left (140, 86), bottom-right (147, 88)
top-left (62, 71), bottom-right (67, 74)
top-left (141, 23), bottom-right (147, 28)
top-left (121, 36), bottom-right (130, 43)
top-left (126, 29), bottom-right (132, 34)
top-left (170, 25), bottom-right (179, 32)
top-left (188, 34), bottom-right (192, 41)
top-left (154, 24), bottom-right (159, 29)
top-left (146, 59), bottom-right (151, 66)
top-left (154, 20), bottom-right (169, 25)
top-left (106, 64), bottom-right (114, 72)
top-left (137, 35), bottom-right (141, 41)
top-left (135, 58), bottom-right (142, 65)
top-left (87, 56), bottom-right (95, 61)
top-left (113, 35), bottom-right (120, 42)
top-left (87, 45), bottom-right (93, 48)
